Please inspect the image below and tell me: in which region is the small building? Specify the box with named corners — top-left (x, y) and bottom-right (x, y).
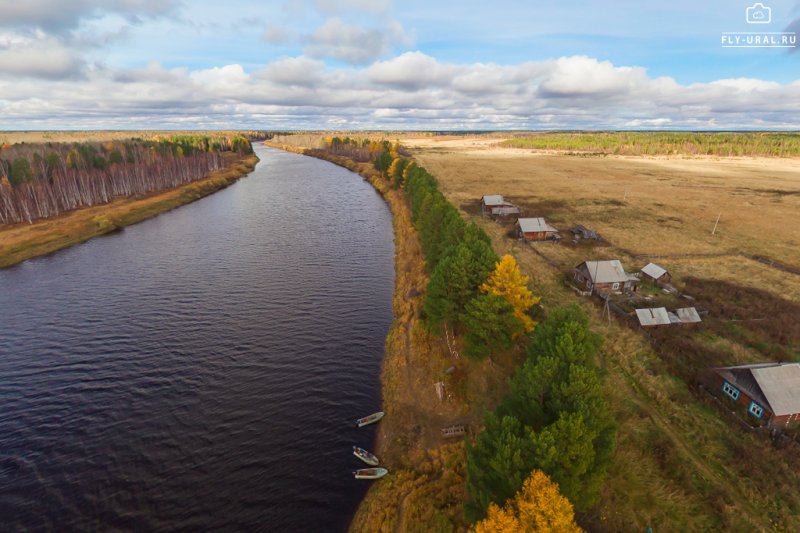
top-left (635, 307), bottom-right (671, 328)
top-left (641, 263), bottom-right (672, 285)
top-left (516, 217), bottom-right (559, 241)
top-left (491, 205), bottom-right (521, 217)
top-left (481, 195), bottom-right (516, 216)
top-left (674, 307), bottom-right (702, 324)
top-left (713, 362), bottom-right (800, 428)
top-left (570, 225), bottom-right (599, 240)
top-left (574, 260), bottom-right (639, 294)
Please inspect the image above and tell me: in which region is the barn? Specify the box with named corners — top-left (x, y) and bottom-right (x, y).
top-left (516, 217), bottom-right (559, 241)
top-left (640, 263), bottom-right (672, 285)
top-left (481, 195), bottom-right (516, 216)
top-left (713, 362), bottom-right (800, 428)
top-left (574, 260), bottom-right (639, 294)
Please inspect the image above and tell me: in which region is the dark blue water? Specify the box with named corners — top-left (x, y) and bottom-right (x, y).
top-left (0, 145), bottom-right (394, 531)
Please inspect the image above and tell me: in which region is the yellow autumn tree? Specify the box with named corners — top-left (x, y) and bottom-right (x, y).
top-left (480, 254), bottom-right (539, 332)
top-left (472, 470), bottom-right (582, 533)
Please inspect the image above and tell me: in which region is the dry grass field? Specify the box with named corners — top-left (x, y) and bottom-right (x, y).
top-left (402, 135), bottom-right (800, 531)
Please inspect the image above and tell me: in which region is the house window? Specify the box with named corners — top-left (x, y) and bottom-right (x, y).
top-left (612, 282), bottom-right (620, 290)
top-left (722, 381), bottom-right (740, 401)
top-left (587, 281), bottom-right (593, 289)
top-left (749, 402), bottom-right (764, 418)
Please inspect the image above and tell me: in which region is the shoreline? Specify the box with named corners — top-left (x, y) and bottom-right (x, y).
top-left (0, 154), bottom-right (258, 268)
top-left (267, 142), bottom-right (478, 532)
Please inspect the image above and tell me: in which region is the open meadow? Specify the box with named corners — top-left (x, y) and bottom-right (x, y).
top-left (403, 134), bottom-right (800, 531)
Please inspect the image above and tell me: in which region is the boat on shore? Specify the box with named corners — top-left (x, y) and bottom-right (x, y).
top-left (356, 411), bottom-right (384, 427)
top-left (352, 446), bottom-right (379, 466)
top-left (353, 467), bottom-right (388, 480)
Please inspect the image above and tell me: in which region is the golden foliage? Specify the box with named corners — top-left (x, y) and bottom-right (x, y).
top-left (480, 254), bottom-right (540, 332)
top-left (472, 470), bottom-right (582, 533)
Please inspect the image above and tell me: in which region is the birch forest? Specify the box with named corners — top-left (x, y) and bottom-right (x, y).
top-left (0, 135), bottom-right (253, 224)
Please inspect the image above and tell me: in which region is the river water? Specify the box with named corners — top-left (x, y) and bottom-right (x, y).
top-left (0, 145), bottom-right (394, 531)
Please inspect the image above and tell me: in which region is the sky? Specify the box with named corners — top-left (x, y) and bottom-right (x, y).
top-left (1, 0), bottom-right (800, 130)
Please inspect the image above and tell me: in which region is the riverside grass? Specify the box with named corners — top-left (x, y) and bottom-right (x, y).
top-left (407, 136), bottom-right (800, 532)
top-left (0, 153), bottom-right (257, 268)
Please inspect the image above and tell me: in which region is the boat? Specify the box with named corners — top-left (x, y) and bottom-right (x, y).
top-left (352, 446), bottom-right (379, 466)
top-left (353, 467), bottom-right (388, 480)
top-left (356, 411), bottom-right (384, 428)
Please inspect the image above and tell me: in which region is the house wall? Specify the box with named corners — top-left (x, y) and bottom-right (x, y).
top-left (522, 230), bottom-right (547, 241)
top-left (713, 373), bottom-right (775, 425)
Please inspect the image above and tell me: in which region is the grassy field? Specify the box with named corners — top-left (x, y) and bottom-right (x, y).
top-left (501, 131), bottom-right (800, 157)
top-left (0, 153), bottom-right (258, 268)
top-left (403, 135), bottom-right (800, 531)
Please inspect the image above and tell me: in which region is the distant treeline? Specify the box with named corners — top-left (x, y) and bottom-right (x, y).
top-left (502, 132), bottom-right (800, 157)
top-left (0, 135), bottom-right (252, 224)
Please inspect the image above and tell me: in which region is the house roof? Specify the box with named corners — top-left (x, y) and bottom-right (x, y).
top-left (715, 362), bottom-right (800, 416)
top-left (578, 260), bottom-right (629, 284)
top-left (635, 307), bottom-right (672, 326)
top-left (641, 262), bottom-right (668, 279)
top-left (491, 206), bottom-right (520, 215)
top-left (676, 307), bottom-right (702, 323)
top-left (518, 217), bottom-right (558, 233)
top-left (482, 195), bottom-right (505, 205)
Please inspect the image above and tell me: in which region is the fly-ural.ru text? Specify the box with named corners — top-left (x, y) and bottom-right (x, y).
top-left (721, 32), bottom-right (797, 48)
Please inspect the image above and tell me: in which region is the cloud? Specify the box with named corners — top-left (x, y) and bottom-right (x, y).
top-left (0, 32), bottom-right (85, 79)
top-left (304, 17), bottom-right (413, 64)
top-left (0, 0), bottom-right (179, 33)
top-left (263, 24), bottom-right (291, 44)
top-left (2, 53), bottom-right (800, 130)
top-left (313, 0), bottom-right (392, 15)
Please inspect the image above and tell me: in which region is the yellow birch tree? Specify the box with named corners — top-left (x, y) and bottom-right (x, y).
top-left (480, 254), bottom-right (539, 332)
top-left (472, 470), bottom-right (582, 533)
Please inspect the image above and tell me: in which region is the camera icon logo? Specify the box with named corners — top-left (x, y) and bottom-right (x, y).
top-left (746, 3), bottom-right (771, 24)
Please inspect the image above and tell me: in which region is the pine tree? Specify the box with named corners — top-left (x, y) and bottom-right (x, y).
top-left (481, 255), bottom-right (540, 333)
top-left (461, 294), bottom-right (524, 360)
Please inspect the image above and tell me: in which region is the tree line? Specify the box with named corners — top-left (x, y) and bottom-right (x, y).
top-left (316, 138), bottom-right (616, 527)
top-left (0, 135), bottom-right (252, 224)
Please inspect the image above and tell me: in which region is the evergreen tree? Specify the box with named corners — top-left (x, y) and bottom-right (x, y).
top-left (461, 293), bottom-right (524, 360)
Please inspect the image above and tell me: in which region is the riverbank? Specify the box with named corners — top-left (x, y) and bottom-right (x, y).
top-left (267, 142), bottom-right (512, 532)
top-left (0, 153), bottom-right (258, 268)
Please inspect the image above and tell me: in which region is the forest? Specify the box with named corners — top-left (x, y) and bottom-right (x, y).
top-left (0, 135), bottom-right (253, 224)
top-left (502, 131), bottom-right (800, 156)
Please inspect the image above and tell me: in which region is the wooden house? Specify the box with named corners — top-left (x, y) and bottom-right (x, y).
top-left (516, 217), bottom-right (559, 241)
top-left (640, 263), bottom-right (672, 285)
top-left (713, 362), bottom-right (800, 428)
top-left (481, 195), bottom-right (514, 216)
top-left (574, 260), bottom-right (639, 294)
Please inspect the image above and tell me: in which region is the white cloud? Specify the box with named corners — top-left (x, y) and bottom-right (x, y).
top-left (0, 0), bottom-right (179, 32)
top-left (304, 17), bottom-right (413, 64)
top-left (0, 32), bottom-right (85, 78)
top-left (313, 0), bottom-right (392, 15)
top-left (2, 53), bottom-right (800, 130)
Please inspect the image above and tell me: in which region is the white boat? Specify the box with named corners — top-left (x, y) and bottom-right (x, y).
top-left (353, 446), bottom-right (379, 466)
top-left (353, 467), bottom-right (388, 480)
top-left (356, 411), bottom-right (384, 428)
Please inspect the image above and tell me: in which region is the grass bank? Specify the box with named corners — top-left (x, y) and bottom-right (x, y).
top-left (0, 153), bottom-right (258, 268)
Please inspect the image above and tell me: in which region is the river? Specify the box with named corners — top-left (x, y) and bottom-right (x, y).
top-left (0, 145), bottom-right (394, 531)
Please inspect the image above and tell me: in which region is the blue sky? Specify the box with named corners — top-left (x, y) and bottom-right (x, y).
top-left (1, 0), bottom-right (799, 129)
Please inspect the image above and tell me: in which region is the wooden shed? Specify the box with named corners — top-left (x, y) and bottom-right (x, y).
top-left (574, 260), bottom-right (639, 294)
top-left (516, 217), bottom-right (559, 241)
top-left (713, 362), bottom-right (800, 428)
top-left (640, 263), bottom-right (672, 285)
top-left (635, 307), bottom-right (671, 328)
top-left (481, 195), bottom-right (515, 216)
